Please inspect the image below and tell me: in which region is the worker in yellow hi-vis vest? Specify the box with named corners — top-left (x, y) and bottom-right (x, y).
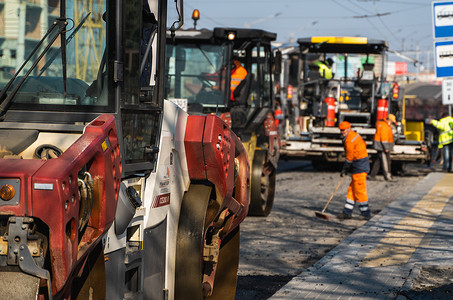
top-left (428, 112), bottom-right (453, 172)
top-left (314, 58), bottom-right (334, 79)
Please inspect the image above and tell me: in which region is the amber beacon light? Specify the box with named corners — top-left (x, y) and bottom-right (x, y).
top-left (0, 184), bottom-right (15, 201)
top-left (192, 9), bottom-right (200, 29)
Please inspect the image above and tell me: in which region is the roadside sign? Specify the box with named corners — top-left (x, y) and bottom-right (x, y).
top-left (442, 78), bottom-right (453, 104)
top-left (435, 40), bottom-right (453, 77)
top-left (433, 1), bottom-right (453, 38)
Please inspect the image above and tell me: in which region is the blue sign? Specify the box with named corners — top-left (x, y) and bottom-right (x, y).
top-left (433, 1), bottom-right (453, 38)
top-left (435, 40), bottom-right (453, 77)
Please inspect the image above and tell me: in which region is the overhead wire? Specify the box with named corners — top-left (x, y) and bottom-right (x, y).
top-left (373, 2), bottom-right (401, 45)
top-left (345, 0), bottom-right (391, 42)
top-left (346, 0), bottom-right (374, 14)
top-left (332, 0), bottom-right (428, 51)
top-left (331, 0), bottom-right (362, 15)
top-left (185, 0), bottom-right (431, 47)
top-left (183, 1), bottom-right (227, 27)
top-left (331, 0), bottom-right (388, 41)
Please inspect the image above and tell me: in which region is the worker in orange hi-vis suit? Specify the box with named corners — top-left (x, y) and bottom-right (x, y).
top-left (337, 121), bottom-right (371, 221)
top-left (230, 58), bottom-right (247, 101)
top-left (369, 114), bottom-right (395, 181)
top-left (274, 103), bottom-right (283, 127)
top-left (274, 102), bottom-right (284, 136)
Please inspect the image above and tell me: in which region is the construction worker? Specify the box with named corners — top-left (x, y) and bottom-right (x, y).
top-left (314, 58), bottom-right (334, 79)
top-left (369, 114), bottom-right (395, 181)
top-left (274, 102), bottom-right (283, 127)
top-left (274, 102), bottom-right (284, 136)
top-left (428, 112), bottom-right (453, 172)
top-left (337, 121), bottom-right (371, 220)
top-left (230, 57), bottom-right (247, 101)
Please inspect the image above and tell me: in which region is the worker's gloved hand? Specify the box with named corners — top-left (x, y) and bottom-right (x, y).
top-left (340, 169), bottom-right (347, 177)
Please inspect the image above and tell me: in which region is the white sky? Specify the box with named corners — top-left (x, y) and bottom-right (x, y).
top-left (183, 0), bottom-right (434, 72)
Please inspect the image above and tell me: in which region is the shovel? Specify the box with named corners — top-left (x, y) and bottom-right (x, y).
top-left (315, 176), bottom-right (345, 220)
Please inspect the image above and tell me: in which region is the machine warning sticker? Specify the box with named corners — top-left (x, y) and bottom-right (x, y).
top-left (152, 193), bottom-right (170, 208)
top-left (160, 179), bottom-right (169, 188)
top-left (101, 138), bottom-right (110, 152)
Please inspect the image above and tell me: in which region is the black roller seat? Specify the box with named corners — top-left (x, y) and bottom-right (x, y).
top-left (232, 73), bottom-right (252, 106)
top-left (230, 73), bottom-right (253, 129)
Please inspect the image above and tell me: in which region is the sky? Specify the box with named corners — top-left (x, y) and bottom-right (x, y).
top-left (182, 0), bottom-right (433, 73)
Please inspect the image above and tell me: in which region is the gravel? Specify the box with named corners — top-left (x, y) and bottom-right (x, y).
top-left (235, 160), bottom-right (428, 299)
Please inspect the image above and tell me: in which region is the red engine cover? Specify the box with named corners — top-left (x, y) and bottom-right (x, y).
top-left (184, 114), bottom-right (250, 230)
top-left (0, 114), bottom-right (121, 295)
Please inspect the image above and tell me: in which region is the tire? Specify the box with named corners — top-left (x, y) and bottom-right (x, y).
top-left (175, 185), bottom-right (240, 299)
top-left (248, 150), bottom-right (276, 217)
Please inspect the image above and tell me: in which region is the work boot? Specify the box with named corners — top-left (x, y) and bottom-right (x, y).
top-left (367, 175), bottom-right (377, 181)
top-left (359, 215), bottom-right (371, 221)
top-left (385, 176), bottom-right (394, 182)
top-left (337, 213), bottom-right (352, 220)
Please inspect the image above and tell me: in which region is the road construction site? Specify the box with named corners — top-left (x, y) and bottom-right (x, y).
top-left (236, 160), bottom-right (451, 299)
top-left (0, 0), bottom-right (443, 298)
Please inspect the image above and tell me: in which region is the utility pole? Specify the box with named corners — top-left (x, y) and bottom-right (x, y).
top-left (415, 42), bottom-right (420, 81)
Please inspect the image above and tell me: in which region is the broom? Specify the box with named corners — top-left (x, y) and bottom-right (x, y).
top-left (314, 176), bottom-right (345, 220)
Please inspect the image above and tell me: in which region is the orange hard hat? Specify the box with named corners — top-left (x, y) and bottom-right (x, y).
top-left (388, 114), bottom-right (396, 123)
top-left (339, 121), bottom-right (351, 130)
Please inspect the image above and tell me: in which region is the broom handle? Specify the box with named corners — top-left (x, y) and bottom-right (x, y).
top-left (321, 176), bottom-right (345, 213)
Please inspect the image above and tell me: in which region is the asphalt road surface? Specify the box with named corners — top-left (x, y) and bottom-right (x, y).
top-left (235, 160), bottom-right (429, 299)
